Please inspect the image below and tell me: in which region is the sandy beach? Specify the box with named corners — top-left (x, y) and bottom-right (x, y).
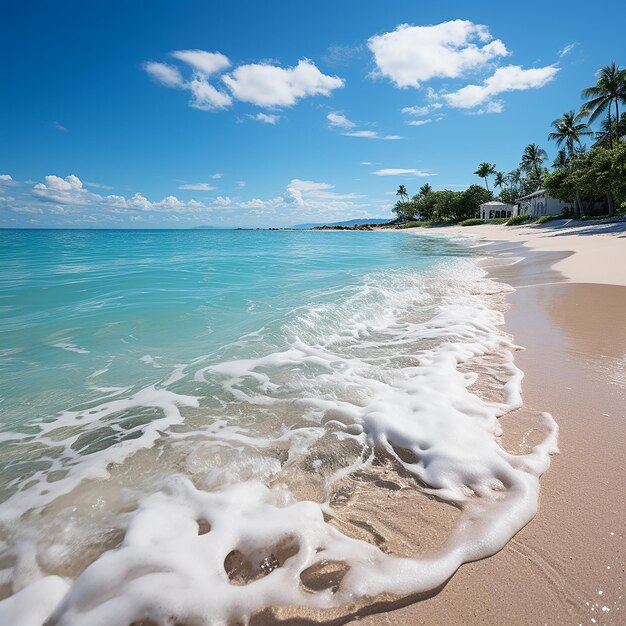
top-left (252, 220), bottom-right (625, 625)
top-left (359, 221), bottom-right (626, 625)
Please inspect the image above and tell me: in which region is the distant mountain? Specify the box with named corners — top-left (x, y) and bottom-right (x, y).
top-left (292, 218), bottom-right (391, 229)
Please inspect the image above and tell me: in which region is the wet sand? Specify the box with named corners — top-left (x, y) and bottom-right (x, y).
top-left (355, 225), bottom-right (626, 625)
top-left (257, 223), bottom-right (625, 625)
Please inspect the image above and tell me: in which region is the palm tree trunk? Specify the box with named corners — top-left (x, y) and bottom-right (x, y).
top-left (606, 192), bottom-right (615, 216)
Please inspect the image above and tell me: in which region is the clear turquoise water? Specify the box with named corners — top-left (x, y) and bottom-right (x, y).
top-left (0, 229), bottom-right (470, 436)
top-left (0, 229), bottom-right (560, 623)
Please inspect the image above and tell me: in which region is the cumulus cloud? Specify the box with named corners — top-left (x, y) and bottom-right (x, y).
top-left (249, 112), bottom-right (280, 124)
top-left (0, 174), bottom-right (13, 182)
top-left (222, 59), bottom-right (344, 107)
top-left (188, 77), bottom-right (232, 110)
top-left (144, 62), bottom-right (184, 88)
top-left (406, 119), bottom-right (432, 126)
top-left (372, 168), bottom-right (436, 177)
top-left (368, 20), bottom-right (508, 88)
top-left (29, 174), bottom-right (210, 216)
top-left (327, 112), bottom-right (355, 129)
top-left (32, 174), bottom-right (91, 205)
top-left (170, 50), bottom-right (230, 76)
top-left (442, 65), bottom-right (559, 108)
top-left (144, 52), bottom-right (343, 113)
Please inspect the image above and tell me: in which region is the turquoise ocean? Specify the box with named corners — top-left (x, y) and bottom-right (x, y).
top-left (0, 229), bottom-right (557, 625)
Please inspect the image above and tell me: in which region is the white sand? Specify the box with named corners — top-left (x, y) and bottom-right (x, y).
top-left (422, 219), bottom-right (626, 286)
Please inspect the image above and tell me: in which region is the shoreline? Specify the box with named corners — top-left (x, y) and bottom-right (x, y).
top-left (356, 222), bottom-right (625, 624)
top-left (257, 222), bottom-right (625, 624)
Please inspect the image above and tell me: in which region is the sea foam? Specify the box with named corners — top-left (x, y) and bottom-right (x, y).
top-left (0, 255), bottom-right (558, 625)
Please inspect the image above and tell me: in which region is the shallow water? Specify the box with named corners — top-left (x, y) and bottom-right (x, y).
top-left (0, 229), bottom-right (557, 625)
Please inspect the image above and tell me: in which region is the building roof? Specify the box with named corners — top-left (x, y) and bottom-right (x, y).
top-left (480, 201), bottom-right (513, 207)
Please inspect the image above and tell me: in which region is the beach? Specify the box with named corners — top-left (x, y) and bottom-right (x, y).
top-left (354, 221), bottom-right (626, 625)
top-left (0, 224), bottom-right (623, 625)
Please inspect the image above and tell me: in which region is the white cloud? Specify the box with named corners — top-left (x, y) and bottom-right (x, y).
top-left (144, 62), bottom-right (184, 88)
top-left (212, 196), bottom-right (233, 207)
top-left (465, 100), bottom-right (505, 115)
top-left (178, 183), bottom-right (216, 191)
top-left (85, 181), bottom-right (113, 190)
top-left (402, 103), bottom-right (442, 116)
top-left (249, 112), bottom-right (280, 124)
top-left (344, 130), bottom-right (378, 138)
top-left (327, 112), bottom-right (355, 129)
top-left (52, 121), bottom-right (68, 132)
top-left (222, 59), bottom-right (344, 107)
top-left (406, 119), bottom-right (432, 126)
top-left (289, 179), bottom-right (333, 192)
top-left (32, 174), bottom-right (91, 205)
top-left (368, 20), bottom-right (508, 88)
top-left (11, 206), bottom-right (43, 214)
top-left (235, 180), bottom-right (246, 188)
top-left (443, 64), bottom-right (559, 108)
top-left (170, 50), bottom-right (230, 76)
top-left (0, 174), bottom-right (13, 182)
top-left (558, 43), bottom-right (576, 58)
top-left (210, 173), bottom-right (223, 179)
top-left (342, 130), bottom-right (403, 140)
top-left (188, 77), bottom-right (232, 110)
top-left (372, 168), bottom-right (436, 177)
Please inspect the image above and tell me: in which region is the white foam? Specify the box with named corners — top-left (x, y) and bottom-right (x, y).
top-left (0, 258), bottom-right (558, 624)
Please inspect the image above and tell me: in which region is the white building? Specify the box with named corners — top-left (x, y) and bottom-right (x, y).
top-left (479, 201), bottom-right (517, 221)
top-left (517, 189), bottom-right (571, 217)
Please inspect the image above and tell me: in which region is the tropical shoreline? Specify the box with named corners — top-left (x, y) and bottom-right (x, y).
top-left (355, 221), bottom-right (626, 624)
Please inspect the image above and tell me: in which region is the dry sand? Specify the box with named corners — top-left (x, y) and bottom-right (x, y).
top-left (256, 220), bottom-right (625, 625)
top-left (356, 221), bottom-right (625, 625)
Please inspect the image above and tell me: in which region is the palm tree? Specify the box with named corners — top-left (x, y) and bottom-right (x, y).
top-left (548, 110), bottom-right (592, 157)
top-left (520, 144), bottom-right (548, 185)
top-left (418, 183), bottom-right (432, 197)
top-left (581, 62), bottom-right (626, 147)
top-left (494, 171), bottom-right (507, 189)
top-left (507, 167), bottom-right (522, 188)
top-left (396, 185), bottom-right (408, 202)
top-left (474, 162), bottom-right (496, 191)
top-left (552, 148), bottom-right (569, 170)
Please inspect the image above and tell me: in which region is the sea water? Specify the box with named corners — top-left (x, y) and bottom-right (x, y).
top-left (0, 229), bottom-right (557, 625)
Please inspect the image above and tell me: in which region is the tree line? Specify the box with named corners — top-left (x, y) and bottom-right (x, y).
top-left (393, 62), bottom-right (626, 223)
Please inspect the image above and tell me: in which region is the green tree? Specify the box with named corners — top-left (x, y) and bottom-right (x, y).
top-left (552, 148), bottom-right (569, 170)
top-left (498, 187), bottom-right (520, 205)
top-left (474, 162), bottom-right (497, 191)
top-left (548, 110), bottom-right (592, 157)
top-left (494, 171), bottom-right (507, 189)
top-left (396, 184), bottom-right (408, 202)
top-left (418, 183), bottom-right (433, 197)
top-left (581, 62), bottom-right (626, 147)
top-left (520, 144), bottom-right (548, 187)
top-left (457, 185), bottom-right (493, 221)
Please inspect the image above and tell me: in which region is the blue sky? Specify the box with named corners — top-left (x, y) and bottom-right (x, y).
top-left (1, 0), bottom-right (623, 228)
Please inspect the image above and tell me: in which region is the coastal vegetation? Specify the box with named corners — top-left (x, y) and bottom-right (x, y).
top-left (393, 61), bottom-right (626, 225)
